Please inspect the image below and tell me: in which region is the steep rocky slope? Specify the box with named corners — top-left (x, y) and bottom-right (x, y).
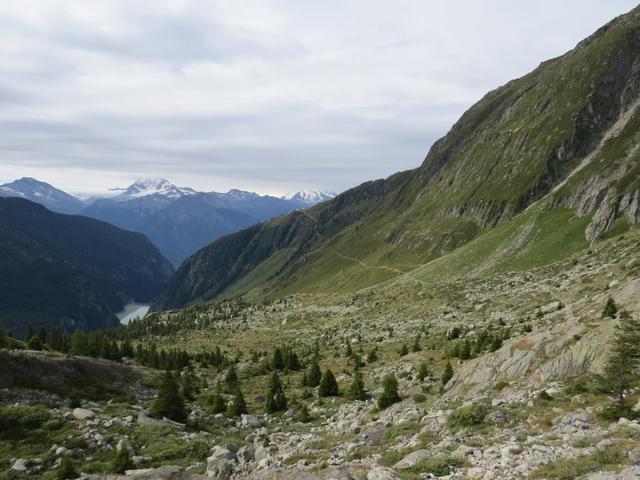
top-left (160, 7), bottom-right (640, 309)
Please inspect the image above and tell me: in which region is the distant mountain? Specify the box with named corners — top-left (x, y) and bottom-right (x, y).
top-left (0, 197), bottom-right (173, 338)
top-left (109, 178), bottom-right (197, 201)
top-left (282, 189), bottom-right (335, 207)
top-left (158, 8), bottom-right (640, 309)
top-left (0, 177), bottom-right (85, 214)
top-left (82, 179), bottom-right (334, 267)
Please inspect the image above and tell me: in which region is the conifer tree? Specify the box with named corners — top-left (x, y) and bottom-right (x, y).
top-left (603, 297), bottom-right (618, 318)
top-left (226, 385), bottom-right (248, 417)
top-left (399, 343), bottom-right (409, 357)
top-left (272, 347), bottom-right (284, 370)
top-left (308, 360), bottom-right (322, 388)
top-left (27, 334), bottom-right (43, 350)
top-left (345, 342), bottom-right (353, 358)
top-left (209, 382), bottom-right (226, 414)
top-left (412, 334), bottom-right (422, 352)
top-left (377, 374), bottom-right (400, 409)
top-left (418, 361), bottom-right (429, 381)
top-left (347, 370), bottom-right (367, 401)
top-left (224, 365), bottom-right (238, 392)
top-left (181, 371), bottom-right (194, 401)
top-left (366, 348), bottom-right (378, 363)
top-left (150, 371), bottom-right (187, 422)
top-left (601, 311), bottom-right (640, 407)
top-left (318, 369), bottom-right (339, 397)
top-left (296, 404), bottom-right (311, 423)
top-left (265, 372), bottom-right (288, 413)
top-left (442, 361), bottom-right (454, 386)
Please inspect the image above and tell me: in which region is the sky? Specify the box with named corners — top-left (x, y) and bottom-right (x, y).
top-left (0, 1), bottom-right (637, 197)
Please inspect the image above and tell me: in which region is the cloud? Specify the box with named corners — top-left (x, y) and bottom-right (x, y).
top-left (0, 0), bottom-right (637, 195)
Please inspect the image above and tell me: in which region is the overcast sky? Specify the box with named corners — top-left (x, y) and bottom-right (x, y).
top-left (0, 1), bottom-right (637, 197)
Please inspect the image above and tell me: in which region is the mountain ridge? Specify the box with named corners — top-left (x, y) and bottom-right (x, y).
top-left (157, 6), bottom-right (640, 309)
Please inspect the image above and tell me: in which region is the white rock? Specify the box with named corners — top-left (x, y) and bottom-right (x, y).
top-left (72, 408), bottom-right (95, 420)
top-left (11, 459), bottom-right (28, 472)
top-left (367, 468), bottom-right (398, 480)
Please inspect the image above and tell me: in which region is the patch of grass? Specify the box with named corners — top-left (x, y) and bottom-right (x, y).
top-left (382, 422), bottom-right (420, 444)
top-left (446, 403), bottom-right (489, 430)
top-left (531, 446), bottom-right (626, 479)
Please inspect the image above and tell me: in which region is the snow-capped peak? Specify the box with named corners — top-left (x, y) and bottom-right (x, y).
top-left (113, 179), bottom-right (197, 200)
top-left (282, 189), bottom-right (336, 205)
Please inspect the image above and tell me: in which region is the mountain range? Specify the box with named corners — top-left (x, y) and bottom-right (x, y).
top-left (0, 197), bottom-right (173, 338)
top-left (158, 8), bottom-right (640, 309)
top-left (0, 178), bottom-right (335, 266)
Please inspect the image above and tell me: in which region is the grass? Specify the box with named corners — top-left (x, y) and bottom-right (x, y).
top-left (531, 446), bottom-right (626, 479)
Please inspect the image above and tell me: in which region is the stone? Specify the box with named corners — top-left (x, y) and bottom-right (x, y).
top-left (236, 445), bottom-right (255, 464)
top-left (394, 449), bottom-right (432, 469)
top-left (467, 467), bottom-right (485, 479)
top-left (241, 414), bottom-right (261, 428)
top-left (367, 468), bottom-right (398, 480)
top-left (11, 459), bottom-right (28, 472)
top-left (72, 408), bottom-right (96, 420)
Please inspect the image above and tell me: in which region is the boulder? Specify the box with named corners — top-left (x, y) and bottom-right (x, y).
top-left (393, 449), bottom-right (432, 469)
top-left (241, 414), bottom-right (261, 428)
top-left (117, 438), bottom-right (135, 456)
top-left (11, 459), bottom-right (29, 472)
top-left (237, 445), bottom-right (255, 464)
top-left (367, 469), bottom-right (398, 480)
top-left (73, 407), bottom-right (96, 420)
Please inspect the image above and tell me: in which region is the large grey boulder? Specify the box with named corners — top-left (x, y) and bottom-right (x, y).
top-left (73, 407), bottom-right (96, 420)
top-left (367, 469), bottom-right (398, 480)
top-left (206, 446), bottom-right (236, 479)
top-left (393, 449), bottom-right (432, 469)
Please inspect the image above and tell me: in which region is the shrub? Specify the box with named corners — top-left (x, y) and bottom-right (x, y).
top-left (111, 448), bottom-right (133, 474)
top-left (441, 361), bottom-right (454, 386)
top-left (603, 297), bottom-right (617, 318)
top-left (55, 456), bottom-right (78, 480)
top-left (417, 362), bottom-right (429, 381)
top-left (446, 403), bottom-right (488, 430)
top-left (399, 344), bottom-right (409, 357)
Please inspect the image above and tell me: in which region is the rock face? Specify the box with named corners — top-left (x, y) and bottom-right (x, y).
top-left (443, 317), bottom-right (616, 397)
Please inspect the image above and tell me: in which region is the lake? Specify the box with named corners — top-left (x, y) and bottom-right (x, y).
top-left (116, 302), bottom-right (151, 325)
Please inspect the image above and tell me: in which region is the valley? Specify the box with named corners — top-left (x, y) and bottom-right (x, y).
top-left (2, 4), bottom-right (640, 480)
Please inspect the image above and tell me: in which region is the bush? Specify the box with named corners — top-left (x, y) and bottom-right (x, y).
top-left (401, 456), bottom-right (467, 477)
top-left (111, 448), bottom-right (133, 474)
top-left (55, 456), bottom-right (78, 480)
top-left (441, 361), bottom-right (454, 386)
top-left (603, 297), bottom-right (617, 318)
top-left (446, 403), bottom-right (488, 430)
top-left (599, 402), bottom-right (639, 422)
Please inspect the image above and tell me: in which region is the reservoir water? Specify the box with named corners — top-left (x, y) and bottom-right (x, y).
top-left (116, 302), bottom-right (151, 325)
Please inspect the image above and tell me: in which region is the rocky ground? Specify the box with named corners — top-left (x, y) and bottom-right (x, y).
top-left (2, 229), bottom-right (640, 479)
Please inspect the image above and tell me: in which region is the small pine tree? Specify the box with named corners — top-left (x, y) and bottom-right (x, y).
top-left (412, 334), bottom-right (422, 352)
top-left (296, 404), bottom-right (312, 423)
top-left (150, 371), bottom-right (187, 422)
top-left (300, 373), bottom-right (309, 387)
top-left (226, 384), bottom-right (248, 417)
top-left (308, 360), bottom-right (322, 387)
top-left (459, 340), bottom-right (472, 360)
top-left (272, 348), bottom-right (284, 370)
top-left (442, 361), bottom-right (454, 386)
top-left (366, 348), bottom-right (378, 363)
top-left (265, 372), bottom-right (288, 413)
top-left (181, 371), bottom-right (194, 401)
top-left (209, 382), bottom-right (226, 414)
top-left (417, 361), bottom-right (429, 381)
top-left (347, 370), bottom-right (367, 401)
top-left (603, 297), bottom-right (618, 318)
top-left (377, 374), bottom-right (400, 409)
top-left (224, 365), bottom-right (238, 392)
top-left (600, 311), bottom-right (640, 407)
top-left (111, 448), bottom-right (133, 474)
top-left (286, 351), bottom-right (301, 371)
top-left (27, 334), bottom-right (43, 351)
top-left (318, 369), bottom-right (339, 397)
top-left (345, 342), bottom-right (353, 358)
top-left (399, 344), bottom-right (409, 357)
